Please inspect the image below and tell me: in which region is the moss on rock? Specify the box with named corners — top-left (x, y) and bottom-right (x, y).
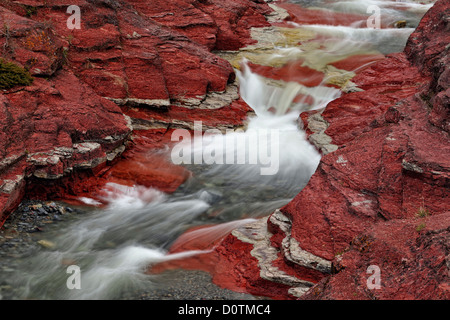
top-left (0, 59), bottom-right (34, 89)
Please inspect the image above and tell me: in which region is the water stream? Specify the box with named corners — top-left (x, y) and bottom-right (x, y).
top-left (0, 0), bottom-right (434, 300)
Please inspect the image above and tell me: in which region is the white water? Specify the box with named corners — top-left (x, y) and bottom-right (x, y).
top-left (237, 60), bottom-right (341, 114)
top-left (4, 0), bottom-right (436, 300)
top-left (293, 0), bottom-right (433, 15)
top-left (300, 24), bottom-right (416, 56)
top-left (17, 184), bottom-right (214, 299)
top-left (11, 60), bottom-right (329, 299)
top-left (328, 0), bottom-right (433, 16)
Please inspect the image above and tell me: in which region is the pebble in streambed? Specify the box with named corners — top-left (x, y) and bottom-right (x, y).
top-left (0, 200), bottom-right (82, 258)
top-left (0, 200), bottom-right (85, 300)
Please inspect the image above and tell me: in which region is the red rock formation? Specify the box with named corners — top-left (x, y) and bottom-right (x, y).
top-left (1, 0), bottom-right (447, 301)
top-left (275, 2), bottom-right (370, 28)
top-left (0, 0), bottom-right (269, 225)
top-left (192, 0), bottom-right (449, 299)
top-left (300, 212), bottom-right (450, 300)
top-left (0, 68), bottom-right (132, 225)
top-left (247, 60), bottom-right (325, 87)
top-left (150, 219), bottom-right (297, 300)
top-left (126, 0), bottom-right (272, 51)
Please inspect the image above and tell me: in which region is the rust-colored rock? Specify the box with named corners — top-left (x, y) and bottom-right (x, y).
top-left (300, 212), bottom-right (450, 300)
top-left (126, 0), bottom-right (271, 51)
top-left (276, 2), bottom-right (371, 28)
top-left (0, 69), bottom-right (131, 225)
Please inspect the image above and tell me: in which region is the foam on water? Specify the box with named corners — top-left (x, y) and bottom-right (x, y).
top-left (14, 184), bottom-right (212, 299)
top-left (65, 246), bottom-right (209, 300)
top-left (181, 60), bottom-right (331, 196)
top-left (300, 24), bottom-right (416, 55)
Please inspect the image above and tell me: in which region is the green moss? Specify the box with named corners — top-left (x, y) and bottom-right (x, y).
top-left (0, 59), bottom-right (34, 89)
top-left (24, 5), bottom-right (38, 18)
top-left (417, 206), bottom-right (431, 218)
top-left (416, 223), bottom-right (426, 233)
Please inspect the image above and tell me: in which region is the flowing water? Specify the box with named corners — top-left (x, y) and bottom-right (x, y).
top-left (0, 0), bottom-right (435, 300)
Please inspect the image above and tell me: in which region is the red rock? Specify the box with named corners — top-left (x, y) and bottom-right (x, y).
top-left (0, 6), bottom-right (64, 76)
top-left (106, 154), bottom-right (190, 193)
top-left (322, 53), bottom-right (426, 147)
top-left (405, 0), bottom-right (450, 134)
top-left (120, 97), bottom-right (254, 131)
top-left (1, 0), bottom-right (445, 302)
top-left (198, 0), bottom-right (272, 50)
top-left (11, 1), bottom-right (236, 106)
top-left (276, 3), bottom-right (371, 28)
top-left (405, 0), bottom-right (450, 79)
top-left (0, 71), bottom-right (132, 225)
top-left (25, 128), bottom-right (191, 206)
top-left (151, 222), bottom-right (246, 276)
top-left (125, 0), bottom-right (218, 50)
top-left (212, 233), bottom-right (294, 300)
top-left (300, 212), bottom-right (450, 300)
top-left (1, 0), bottom-right (270, 110)
top-left (125, 0), bottom-right (272, 51)
top-left (248, 60), bottom-right (325, 87)
top-left (151, 221), bottom-right (295, 300)
top-left (0, 6), bottom-right (132, 218)
top-left (275, 16), bottom-right (449, 297)
top-left (105, 129), bottom-right (191, 194)
top-left (330, 54), bottom-right (386, 74)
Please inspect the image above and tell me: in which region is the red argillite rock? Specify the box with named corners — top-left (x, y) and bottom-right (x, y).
top-left (0, 49), bottom-right (132, 226)
top-left (206, 0), bottom-right (449, 299)
top-left (275, 2), bottom-right (371, 28)
top-left (0, 0), bottom-right (268, 224)
top-left (126, 0), bottom-right (272, 51)
top-left (300, 212), bottom-right (450, 300)
top-left (7, 0), bottom-right (270, 108)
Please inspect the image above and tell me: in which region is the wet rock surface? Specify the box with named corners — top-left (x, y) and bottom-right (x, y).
top-left (0, 0), bottom-right (448, 301)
